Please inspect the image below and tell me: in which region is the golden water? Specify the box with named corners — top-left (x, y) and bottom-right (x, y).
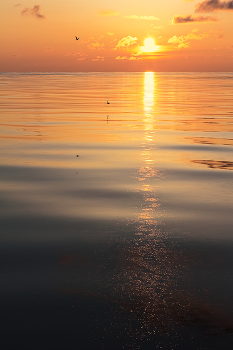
top-left (0, 72), bottom-right (233, 349)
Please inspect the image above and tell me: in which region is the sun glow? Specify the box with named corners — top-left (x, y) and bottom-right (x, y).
top-left (141, 38), bottom-right (158, 53)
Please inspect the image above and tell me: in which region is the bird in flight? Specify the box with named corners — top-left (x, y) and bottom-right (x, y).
top-left (75, 36), bottom-right (79, 40)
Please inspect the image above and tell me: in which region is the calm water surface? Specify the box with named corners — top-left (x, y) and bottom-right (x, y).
top-left (0, 72), bottom-right (233, 349)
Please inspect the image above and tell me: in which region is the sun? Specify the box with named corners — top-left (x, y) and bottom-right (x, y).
top-left (144, 38), bottom-right (155, 48)
top-left (141, 38), bottom-right (158, 53)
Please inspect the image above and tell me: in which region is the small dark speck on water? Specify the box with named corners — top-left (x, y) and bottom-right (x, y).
top-left (76, 155), bottom-right (79, 157)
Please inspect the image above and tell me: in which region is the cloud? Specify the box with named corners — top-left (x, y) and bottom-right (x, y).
top-left (115, 56), bottom-right (140, 60)
top-left (88, 42), bottom-right (104, 50)
top-left (99, 10), bottom-right (120, 16)
top-left (172, 15), bottom-right (218, 23)
top-left (168, 30), bottom-right (210, 48)
top-left (195, 0), bottom-right (233, 12)
top-left (21, 4), bottom-right (45, 19)
top-left (115, 36), bottom-right (138, 49)
top-left (107, 32), bottom-right (114, 36)
top-left (83, 37), bottom-right (105, 50)
top-left (124, 15), bottom-right (159, 20)
top-left (77, 56), bottom-right (88, 61)
top-left (14, 3), bottom-right (21, 7)
top-left (92, 56), bottom-right (105, 61)
top-left (88, 40), bottom-right (104, 50)
top-left (133, 51), bottom-right (143, 56)
top-left (151, 25), bottom-right (164, 29)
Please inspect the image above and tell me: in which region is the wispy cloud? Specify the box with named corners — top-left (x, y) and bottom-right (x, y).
top-left (14, 3), bottom-right (21, 7)
top-left (77, 55), bottom-right (88, 61)
top-left (115, 56), bottom-right (140, 60)
top-left (92, 56), bottom-right (105, 61)
top-left (98, 10), bottom-right (120, 16)
top-left (195, 0), bottom-right (233, 12)
top-left (115, 36), bottom-right (138, 49)
top-left (172, 15), bottom-right (218, 23)
top-left (21, 4), bottom-right (45, 19)
top-left (151, 25), bottom-right (164, 29)
top-left (124, 15), bottom-right (159, 20)
top-left (168, 30), bottom-right (210, 48)
top-left (83, 37), bottom-right (105, 50)
top-left (88, 42), bottom-right (104, 50)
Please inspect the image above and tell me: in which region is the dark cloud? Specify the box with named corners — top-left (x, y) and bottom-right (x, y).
top-left (21, 5), bottom-right (45, 19)
top-left (195, 0), bottom-right (233, 12)
top-left (173, 15), bottom-right (218, 23)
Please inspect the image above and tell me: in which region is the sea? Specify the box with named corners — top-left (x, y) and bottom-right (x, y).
top-left (0, 72), bottom-right (233, 349)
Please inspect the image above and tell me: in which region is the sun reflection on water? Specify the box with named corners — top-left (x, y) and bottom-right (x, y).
top-left (135, 72), bottom-right (161, 236)
top-left (143, 72), bottom-right (155, 132)
top-left (144, 72), bottom-right (154, 111)
top-left (113, 73), bottom-right (219, 342)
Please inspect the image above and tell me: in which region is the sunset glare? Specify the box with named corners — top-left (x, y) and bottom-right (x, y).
top-left (141, 38), bottom-right (158, 53)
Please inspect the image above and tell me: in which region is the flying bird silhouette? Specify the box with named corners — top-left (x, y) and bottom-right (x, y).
top-left (75, 36), bottom-right (79, 40)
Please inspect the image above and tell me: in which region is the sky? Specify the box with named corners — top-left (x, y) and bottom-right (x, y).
top-left (1, 0), bottom-right (233, 71)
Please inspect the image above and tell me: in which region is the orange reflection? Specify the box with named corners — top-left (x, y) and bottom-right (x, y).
top-left (144, 72), bottom-right (154, 112)
top-left (135, 72), bottom-right (161, 237)
top-left (143, 71), bottom-right (155, 132)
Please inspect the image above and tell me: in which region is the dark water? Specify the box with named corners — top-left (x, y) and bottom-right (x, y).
top-left (0, 72), bottom-right (233, 349)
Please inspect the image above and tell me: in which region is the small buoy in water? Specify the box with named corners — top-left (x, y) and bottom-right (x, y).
top-left (76, 155), bottom-right (79, 157)
top-left (107, 101), bottom-right (110, 104)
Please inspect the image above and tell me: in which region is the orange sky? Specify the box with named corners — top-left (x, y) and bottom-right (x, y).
top-left (1, 0), bottom-right (233, 71)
